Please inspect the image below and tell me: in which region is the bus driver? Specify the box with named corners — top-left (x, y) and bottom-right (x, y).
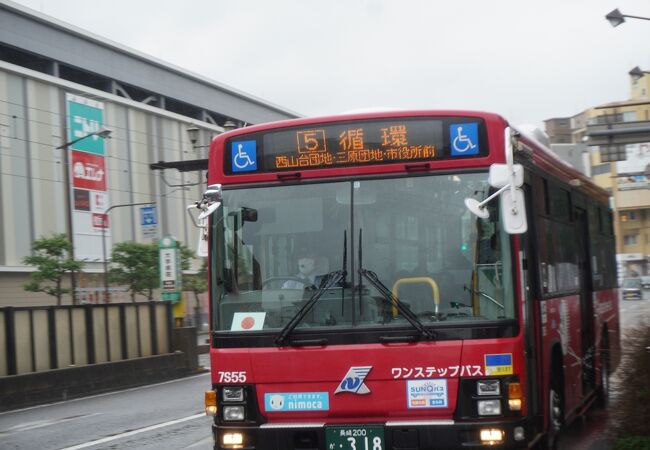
top-left (282, 251), bottom-right (320, 289)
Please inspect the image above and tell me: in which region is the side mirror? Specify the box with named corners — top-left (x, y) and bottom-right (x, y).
top-left (500, 187), bottom-right (527, 234)
top-left (241, 207), bottom-right (258, 222)
top-left (489, 164), bottom-right (523, 188)
top-left (187, 183), bottom-right (223, 257)
top-left (464, 127), bottom-right (528, 234)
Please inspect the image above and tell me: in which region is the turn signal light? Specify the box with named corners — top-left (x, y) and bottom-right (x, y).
top-left (205, 390), bottom-right (217, 416)
top-left (508, 382), bottom-right (523, 411)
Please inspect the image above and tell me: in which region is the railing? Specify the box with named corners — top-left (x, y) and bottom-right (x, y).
top-left (0, 302), bottom-right (172, 376)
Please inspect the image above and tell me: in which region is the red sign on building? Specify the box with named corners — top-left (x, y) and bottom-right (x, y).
top-left (71, 150), bottom-right (107, 191)
top-left (92, 213), bottom-right (109, 229)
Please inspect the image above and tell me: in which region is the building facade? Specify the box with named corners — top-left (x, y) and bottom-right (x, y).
top-left (545, 69), bottom-right (650, 280)
top-left (0, 1), bottom-right (299, 306)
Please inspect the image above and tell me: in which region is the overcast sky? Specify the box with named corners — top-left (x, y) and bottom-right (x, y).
top-left (9, 0), bottom-right (650, 127)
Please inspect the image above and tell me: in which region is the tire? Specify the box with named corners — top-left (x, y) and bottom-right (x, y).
top-left (542, 366), bottom-right (564, 450)
top-left (597, 346), bottom-right (610, 408)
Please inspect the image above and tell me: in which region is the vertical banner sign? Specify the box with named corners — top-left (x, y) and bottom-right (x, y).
top-left (140, 206), bottom-right (158, 238)
top-left (66, 94), bottom-right (109, 261)
top-left (159, 235), bottom-right (181, 303)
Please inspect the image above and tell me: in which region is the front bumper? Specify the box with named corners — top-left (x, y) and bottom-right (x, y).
top-left (622, 290), bottom-right (642, 300)
top-left (212, 418), bottom-right (537, 450)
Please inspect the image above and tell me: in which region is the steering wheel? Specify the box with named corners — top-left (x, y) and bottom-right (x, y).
top-left (262, 276), bottom-right (314, 289)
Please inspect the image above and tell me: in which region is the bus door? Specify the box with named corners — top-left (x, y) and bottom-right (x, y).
top-left (574, 207), bottom-right (595, 394)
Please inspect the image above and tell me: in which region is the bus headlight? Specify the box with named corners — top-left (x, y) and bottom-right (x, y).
top-left (477, 379), bottom-right (500, 396)
top-left (477, 399), bottom-right (501, 416)
top-left (222, 432), bottom-right (244, 446)
top-left (222, 386), bottom-right (244, 402)
top-left (223, 405), bottom-right (245, 421)
top-left (480, 428), bottom-right (504, 444)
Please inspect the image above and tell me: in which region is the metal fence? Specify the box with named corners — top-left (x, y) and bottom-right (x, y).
top-left (0, 302), bottom-right (172, 376)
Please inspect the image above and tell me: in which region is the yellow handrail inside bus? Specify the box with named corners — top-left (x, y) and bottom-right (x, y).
top-left (471, 270), bottom-right (480, 316)
top-left (391, 277), bottom-right (440, 317)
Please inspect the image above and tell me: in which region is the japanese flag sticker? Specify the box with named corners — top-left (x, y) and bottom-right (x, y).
top-left (231, 312), bottom-right (266, 331)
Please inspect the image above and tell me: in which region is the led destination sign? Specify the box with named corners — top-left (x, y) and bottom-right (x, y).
top-left (225, 118), bottom-right (486, 174)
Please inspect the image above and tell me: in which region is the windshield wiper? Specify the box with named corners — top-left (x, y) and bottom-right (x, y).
top-left (358, 268), bottom-right (436, 340)
top-left (463, 285), bottom-right (504, 310)
top-left (274, 269), bottom-right (345, 346)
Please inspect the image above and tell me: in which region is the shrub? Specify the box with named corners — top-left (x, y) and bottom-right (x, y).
top-left (613, 436), bottom-right (650, 450)
top-left (611, 322), bottom-right (650, 445)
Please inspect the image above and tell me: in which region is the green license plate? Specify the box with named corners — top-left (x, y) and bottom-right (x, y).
top-left (326, 425), bottom-right (384, 450)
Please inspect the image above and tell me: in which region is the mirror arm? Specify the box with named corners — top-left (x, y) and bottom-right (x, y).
top-left (504, 127), bottom-right (519, 210)
top-left (476, 183), bottom-right (510, 211)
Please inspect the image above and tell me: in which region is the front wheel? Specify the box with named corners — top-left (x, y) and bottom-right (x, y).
top-left (544, 385), bottom-right (564, 450)
top-left (597, 347), bottom-right (610, 407)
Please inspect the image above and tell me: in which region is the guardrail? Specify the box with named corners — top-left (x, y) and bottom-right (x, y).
top-left (0, 302), bottom-right (172, 376)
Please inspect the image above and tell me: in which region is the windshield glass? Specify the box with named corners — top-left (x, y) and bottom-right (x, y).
top-left (211, 173), bottom-right (515, 333)
top-left (623, 278), bottom-right (641, 289)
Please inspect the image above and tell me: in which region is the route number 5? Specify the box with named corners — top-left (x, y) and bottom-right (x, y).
top-left (297, 130), bottom-right (327, 153)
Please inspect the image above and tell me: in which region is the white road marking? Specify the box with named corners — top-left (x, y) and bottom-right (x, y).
top-left (0, 372), bottom-right (210, 416)
top-left (58, 413), bottom-right (206, 450)
top-left (0, 413), bottom-right (102, 435)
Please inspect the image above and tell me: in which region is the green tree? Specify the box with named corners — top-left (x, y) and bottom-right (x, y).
top-left (109, 241), bottom-right (197, 302)
top-left (179, 245), bottom-right (194, 272)
top-left (23, 233), bottom-right (83, 305)
top-left (183, 258), bottom-right (208, 327)
top-left (109, 242), bottom-right (158, 302)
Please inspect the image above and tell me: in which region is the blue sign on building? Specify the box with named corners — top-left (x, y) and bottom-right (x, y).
top-left (140, 206), bottom-right (158, 238)
top-left (140, 206), bottom-right (157, 226)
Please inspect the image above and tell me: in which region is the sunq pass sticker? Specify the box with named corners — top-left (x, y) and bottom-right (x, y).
top-left (406, 379), bottom-right (448, 409)
top-left (484, 353), bottom-right (513, 375)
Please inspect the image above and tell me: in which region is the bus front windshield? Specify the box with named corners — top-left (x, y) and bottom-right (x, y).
top-left (211, 173), bottom-right (515, 333)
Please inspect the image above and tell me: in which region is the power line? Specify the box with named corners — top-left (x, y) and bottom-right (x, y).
top-left (0, 135), bottom-right (205, 182)
top-left (0, 97), bottom-right (216, 150)
top-left (0, 169), bottom-right (193, 201)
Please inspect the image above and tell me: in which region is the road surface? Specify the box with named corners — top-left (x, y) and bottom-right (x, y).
top-left (1, 292), bottom-right (648, 450)
top-left (0, 369), bottom-right (213, 449)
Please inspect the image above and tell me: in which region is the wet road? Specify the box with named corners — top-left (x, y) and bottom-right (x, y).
top-left (2, 292), bottom-right (648, 450)
top-left (0, 369), bottom-right (214, 449)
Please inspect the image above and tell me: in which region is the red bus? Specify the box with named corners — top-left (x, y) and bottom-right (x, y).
top-left (195, 111), bottom-right (619, 450)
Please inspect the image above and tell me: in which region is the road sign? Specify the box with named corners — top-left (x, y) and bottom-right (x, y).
top-left (141, 206), bottom-right (158, 238)
top-left (159, 235), bottom-right (181, 302)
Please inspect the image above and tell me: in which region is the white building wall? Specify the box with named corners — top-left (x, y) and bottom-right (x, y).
top-left (0, 62), bottom-right (222, 306)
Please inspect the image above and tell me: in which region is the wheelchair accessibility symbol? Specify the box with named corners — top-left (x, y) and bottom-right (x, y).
top-left (231, 140), bottom-right (257, 172)
top-left (450, 123), bottom-right (479, 156)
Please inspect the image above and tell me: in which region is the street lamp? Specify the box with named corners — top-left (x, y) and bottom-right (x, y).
top-left (57, 127), bottom-right (112, 304)
top-left (56, 126), bottom-right (112, 149)
top-left (223, 120), bottom-right (238, 131)
top-left (605, 8), bottom-right (650, 27)
top-left (186, 126), bottom-right (215, 150)
top-left (186, 126), bottom-right (200, 147)
top-left (102, 201), bottom-right (155, 303)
